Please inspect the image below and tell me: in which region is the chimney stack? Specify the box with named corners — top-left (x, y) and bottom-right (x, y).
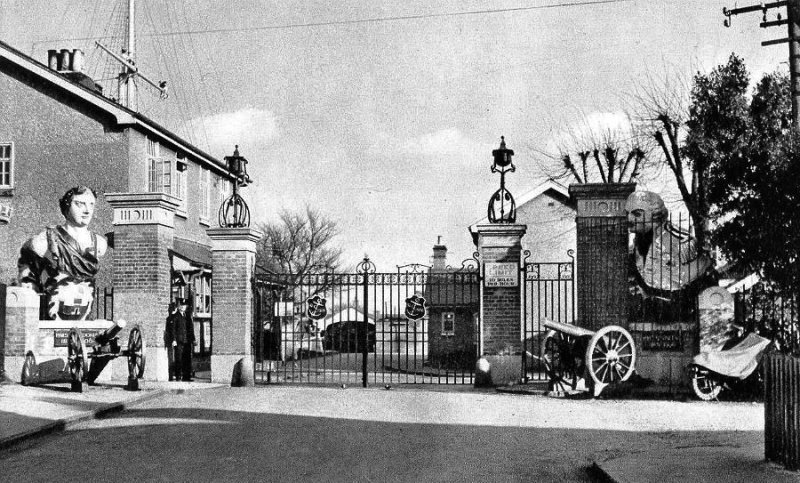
top-left (47, 48), bottom-right (84, 72)
top-left (45, 48), bottom-right (101, 92)
top-left (432, 236), bottom-right (447, 271)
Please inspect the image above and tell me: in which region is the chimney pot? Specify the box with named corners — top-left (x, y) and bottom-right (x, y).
top-left (59, 49), bottom-right (72, 71)
top-left (47, 50), bottom-right (59, 70)
top-left (71, 49), bottom-right (84, 72)
top-left (432, 240), bottom-right (447, 271)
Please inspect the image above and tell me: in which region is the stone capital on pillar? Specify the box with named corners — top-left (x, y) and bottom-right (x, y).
top-left (206, 227), bottom-right (263, 253)
top-left (473, 223), bottom-right (527, 257)
top-left (106, 192), bottom-right (178, 382)
top-left (105, 192), bottom-right (180, 228)
top-left (569, 183), bottom-right (635, 219)
top-left (206, 226), bottom-right (263, 386)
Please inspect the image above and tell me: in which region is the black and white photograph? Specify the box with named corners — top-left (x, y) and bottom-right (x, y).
top-left (1, 1), bottom-right (799, 481)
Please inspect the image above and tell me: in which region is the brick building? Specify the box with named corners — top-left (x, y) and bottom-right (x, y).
top-left (424, 244), bottom-right (479, 368)
top-left (0, 40), bottom-right (241, 378)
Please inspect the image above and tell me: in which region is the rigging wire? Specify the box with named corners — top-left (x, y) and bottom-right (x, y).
top-left (142, 1), bottom-right (196, 144)
top-left (33, 0), bottom-right (633, 44)
top-left (171, 0), bottom-right (212, 150)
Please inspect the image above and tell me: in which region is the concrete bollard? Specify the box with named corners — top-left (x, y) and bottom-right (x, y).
top-left (231, 358), bottom-right (255, 387)
top-left (475, 357), bottom-right (493, 387)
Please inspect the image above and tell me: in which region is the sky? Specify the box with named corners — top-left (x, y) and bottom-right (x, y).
top-left (0, 0), bottom-right (789, 271)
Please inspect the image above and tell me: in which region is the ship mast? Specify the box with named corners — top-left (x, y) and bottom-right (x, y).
top-left (95, 0), bottom-right (167, 110)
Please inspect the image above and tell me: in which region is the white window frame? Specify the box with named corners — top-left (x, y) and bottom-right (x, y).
top-left (0, 142), bottom-right (14, 189)
top-left (146, 139), bottom-right (188, 215)
top-left (199, 168), bottom-right (211, 223)
top-left (175, 156), bottom-right (187, 215)
top-left (193, 273), bottom-right (212, 316)
top-left (441, 311), bottom-right (455, 336)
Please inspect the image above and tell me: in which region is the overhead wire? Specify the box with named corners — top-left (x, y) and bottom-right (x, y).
top-left (33, 0), bottom-right (634, 44)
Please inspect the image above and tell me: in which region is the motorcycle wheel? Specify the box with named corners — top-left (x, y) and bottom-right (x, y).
top-left (691, 370), bottom-right (723, 401)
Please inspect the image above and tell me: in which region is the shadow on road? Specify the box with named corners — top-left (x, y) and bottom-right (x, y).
top-left (0, 401), bottom-right (763, 482)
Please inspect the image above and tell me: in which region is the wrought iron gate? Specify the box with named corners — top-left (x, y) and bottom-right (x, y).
top-left (522, 250), bottom-right (576, 382)
top-left (254, 258), bottom-right (480, 386)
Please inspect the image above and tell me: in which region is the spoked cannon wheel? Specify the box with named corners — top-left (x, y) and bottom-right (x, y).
top-left (541, 330), bottom-right (580, 393)
top-left (127, 325), bottom-right (146, 380)
top-left (690, 367), bottom-right (723, 401)
top-left (585, 325), bottom-right (636, 395)
top-left (67, 327), bottom-right (88, 391)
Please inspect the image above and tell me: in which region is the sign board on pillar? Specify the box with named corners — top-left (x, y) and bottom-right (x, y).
top-left (485, 262), bottom-right (519, 287)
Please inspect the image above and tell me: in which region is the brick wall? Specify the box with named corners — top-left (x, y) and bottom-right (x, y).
top-left (569, 183), bottom-right (635, 332)
top-left (112, 223), bottom-right (173, 352)
top-left (474, 224), bottom-right (526, 356)
top-left (211, 250), bottom-right (255, 355)
top-left (575, 218), bottom-right (630, 330)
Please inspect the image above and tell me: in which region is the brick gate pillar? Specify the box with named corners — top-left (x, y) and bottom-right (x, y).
top-left (473, 223), bottom-right (527, 386)
top-left (106, 192), bottom-right (179, 381)
top-left (206, 227), bottom-right (262, 386)
top-left (568, 183), bottom-right (636, 331)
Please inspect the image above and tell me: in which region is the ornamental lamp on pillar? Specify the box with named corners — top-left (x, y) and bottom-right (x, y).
top-left (219, 145), bottom-right (252, 228)
top-left (488, 136), bottom-right (517, 223)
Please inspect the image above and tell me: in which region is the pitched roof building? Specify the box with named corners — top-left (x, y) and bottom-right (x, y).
top-left (0, 39), bottom-right (243, 375)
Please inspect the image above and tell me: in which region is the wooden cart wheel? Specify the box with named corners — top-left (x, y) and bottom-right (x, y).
top-left (585, 325), bottom-right (636, 391)
top-left (127, 325), bottom-right (146, 379)
top-left (67, 327), bottom-right (88, 385)
top-left (541, 330), bottom-right (579, 393)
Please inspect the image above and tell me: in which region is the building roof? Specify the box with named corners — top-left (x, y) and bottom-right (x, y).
top-left (468, 178), bottom-right (573, 243)
top-left (0, 39), bottom-right (235, 180)
top-left (171, 237), bottom-right (213, 269)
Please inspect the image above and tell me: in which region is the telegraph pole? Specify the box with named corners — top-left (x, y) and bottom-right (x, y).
top-left (724, 0), bottom-right (800, 126)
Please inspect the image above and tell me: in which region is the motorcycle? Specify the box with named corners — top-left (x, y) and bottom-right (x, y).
top-left (688, 326), bottom-right (777, 401)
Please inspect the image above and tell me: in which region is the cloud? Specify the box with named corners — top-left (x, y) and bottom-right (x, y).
top-left (369, 128), bottom-right (490, 164)
top-left (189, 107), bottom-right (279, 155)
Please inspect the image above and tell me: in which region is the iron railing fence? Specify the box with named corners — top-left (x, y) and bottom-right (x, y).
top-left (764, 353), bottom-right (800, 470)
top-left (626, 212), bottom-right (713, 330)
top-left (254, 259), bottom-right (480, 386)
top-left (734, 284), bottom-right (799, 356)
top-left (523, 251), bottom-right (576, 383)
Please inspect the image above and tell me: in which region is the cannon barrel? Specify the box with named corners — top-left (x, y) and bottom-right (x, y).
top-left (542, 318), bottom-right (594, 338)
top-left (94, 319), bottom-right (127, 346)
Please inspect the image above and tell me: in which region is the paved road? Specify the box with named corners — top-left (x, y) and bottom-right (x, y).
top-left (0, 385), bottom-right (764, 482)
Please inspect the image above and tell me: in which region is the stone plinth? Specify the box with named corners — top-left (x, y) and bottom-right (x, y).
top-left (106, 192), bottom-right (179, 381)
top-left (474, 223), bottom-right (526, 386)
top-left (207, 227), bottom-right (263, 386)
top-left (569, 183), bottom-right (636, 331)
top-left (2, 286), bottom-right (38, 382)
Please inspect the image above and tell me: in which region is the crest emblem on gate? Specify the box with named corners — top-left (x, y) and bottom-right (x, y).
top-left (404, 294), bottom-right (427, 321)
top-left (306, 294), bottom-right (327, 320)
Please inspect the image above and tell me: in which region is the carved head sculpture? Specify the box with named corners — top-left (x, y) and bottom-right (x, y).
top-left (625, 191), bottom-right (667, 234)
top-left (59, 186), bottom-right (98, 228)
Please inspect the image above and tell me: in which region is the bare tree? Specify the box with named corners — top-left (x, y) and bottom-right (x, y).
top-left (541, 111), bottom-right (651, 185)
top-left (256, 206), bottom-right (345, 279)
top-left (629, 56), bottom-right (751, 250)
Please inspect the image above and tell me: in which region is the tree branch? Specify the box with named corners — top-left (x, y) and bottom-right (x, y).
top-left (592, 149), bottom-right (607, 183)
